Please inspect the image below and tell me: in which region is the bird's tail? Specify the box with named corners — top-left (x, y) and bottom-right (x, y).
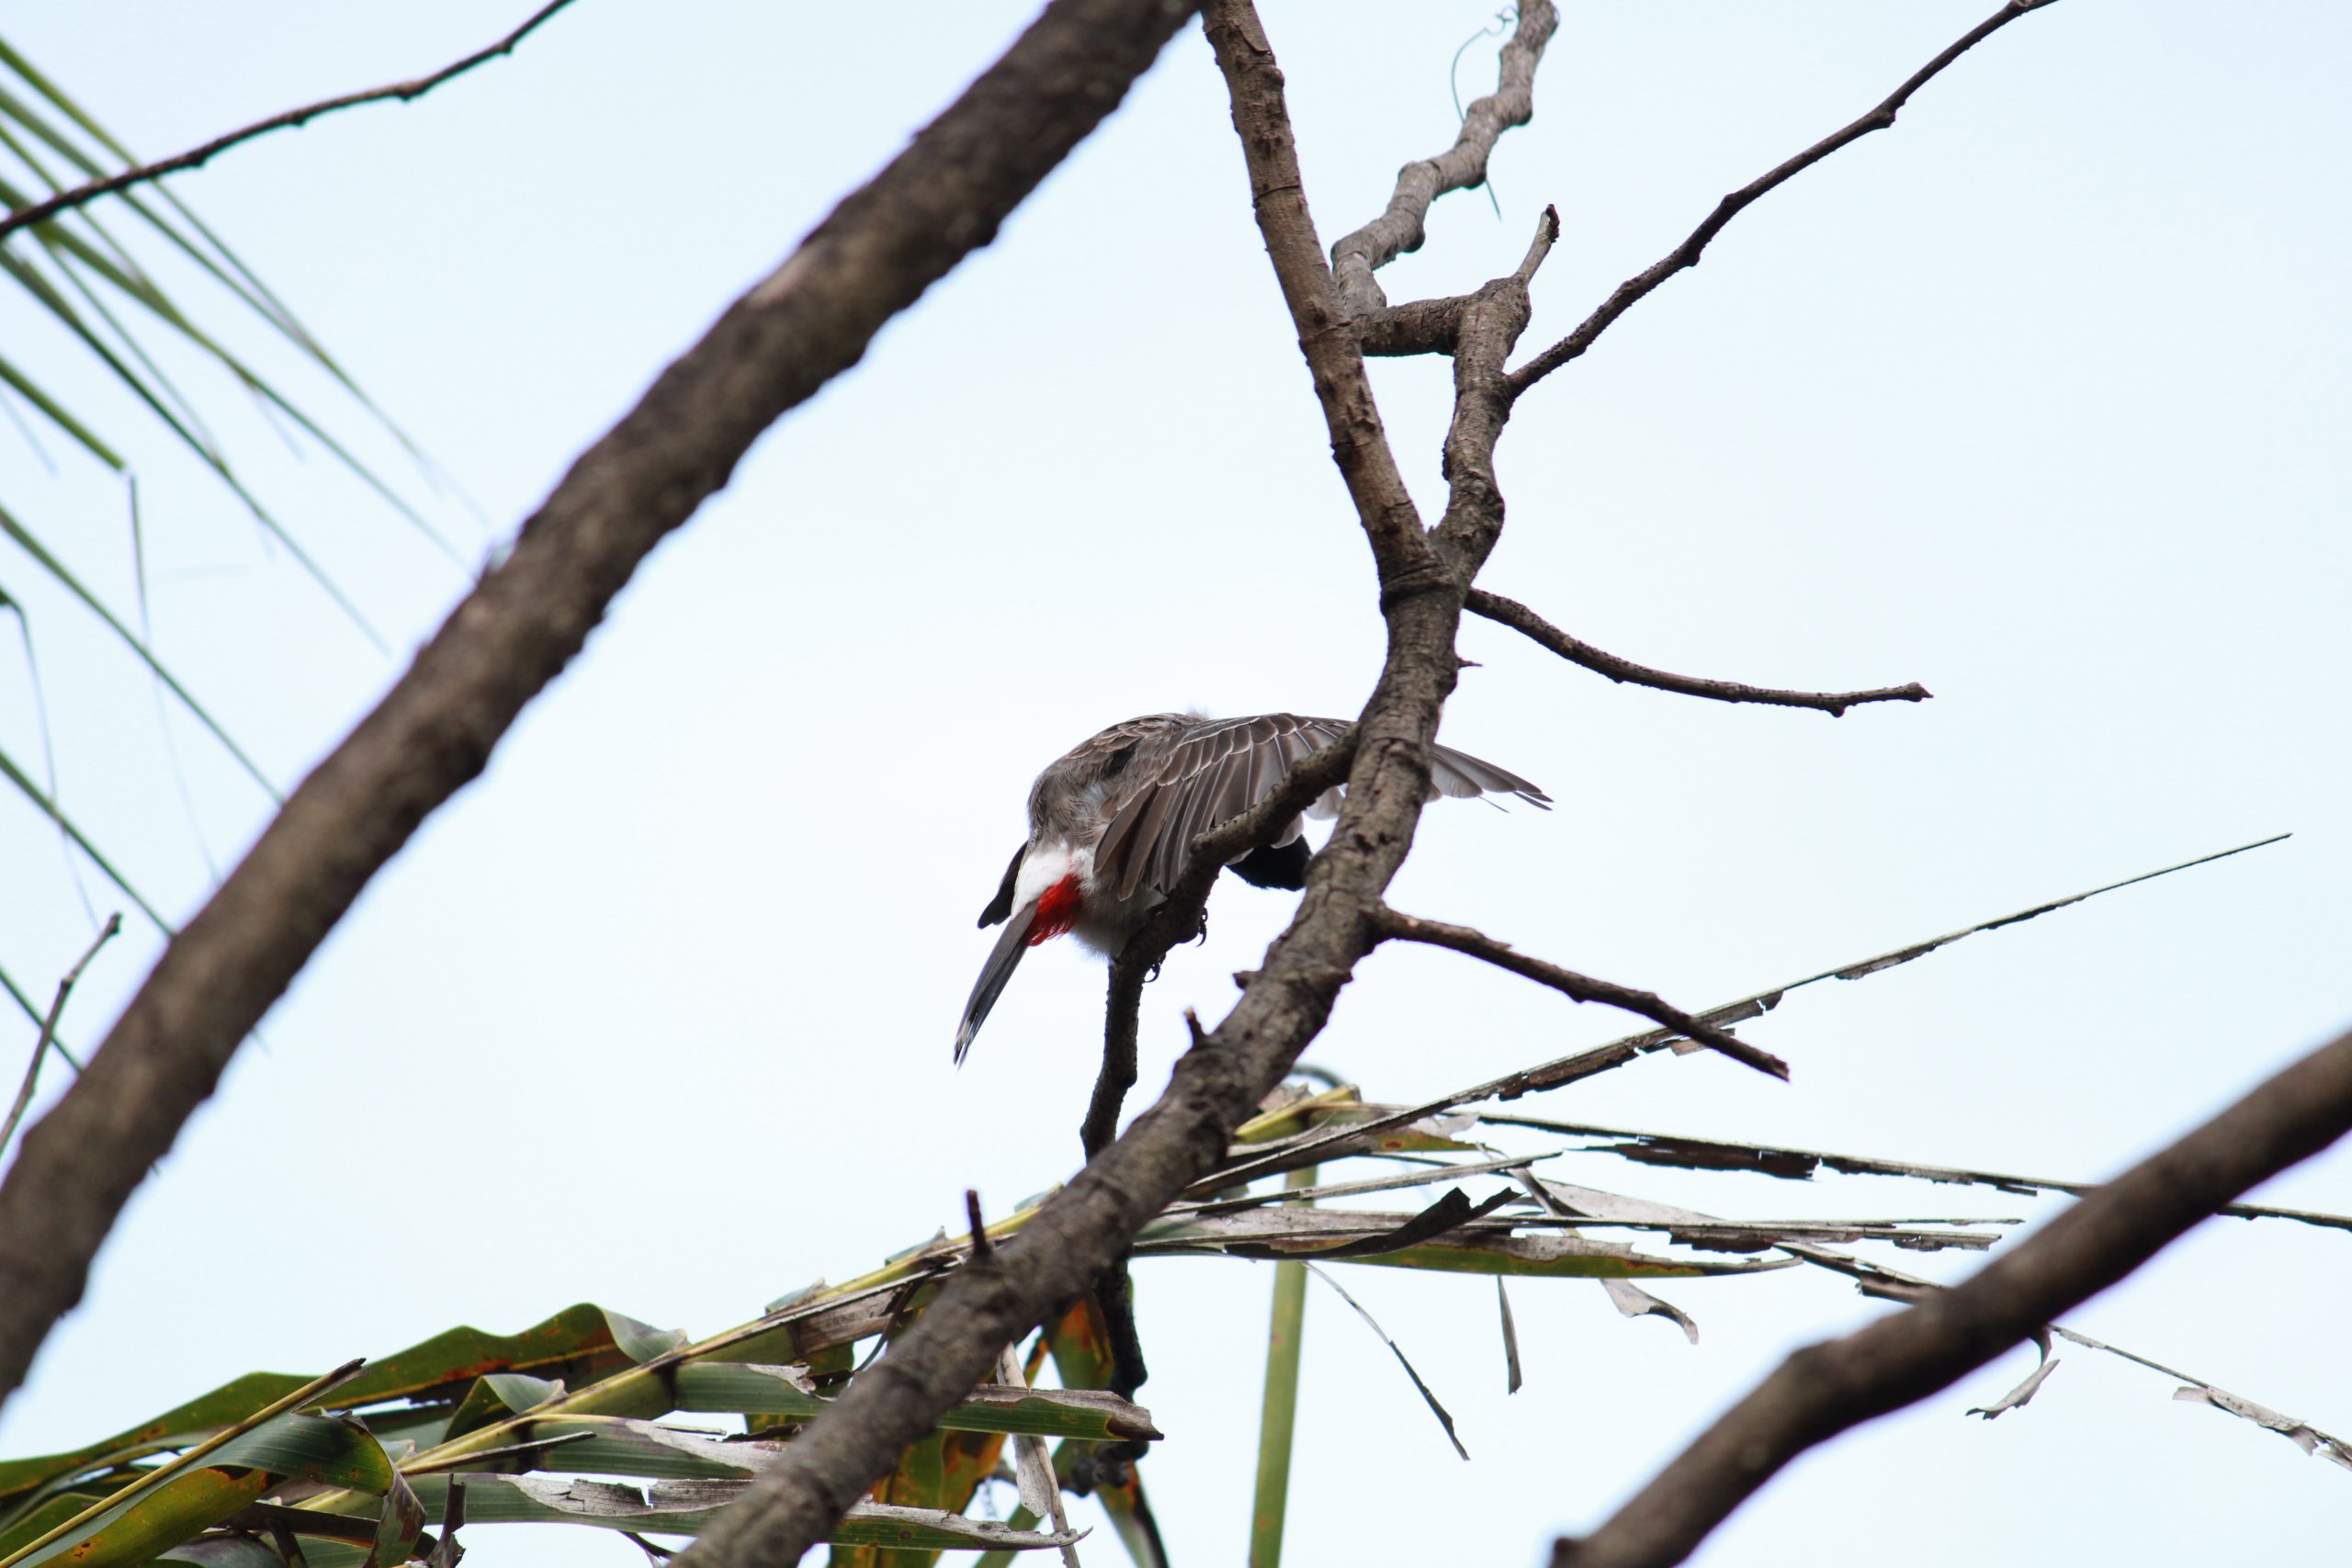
top-left (954, 905), bottom-right (1035, 1065)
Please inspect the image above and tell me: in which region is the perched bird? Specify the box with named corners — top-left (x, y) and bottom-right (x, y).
top-left (955, 712), bottom-right (1549, 1062)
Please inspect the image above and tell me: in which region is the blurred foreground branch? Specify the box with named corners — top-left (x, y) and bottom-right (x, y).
top-left (0, 0), bottom-right (1201, 1412)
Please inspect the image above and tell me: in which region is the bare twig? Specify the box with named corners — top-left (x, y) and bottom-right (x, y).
top-left (0, 2), bottom-right (583, 243)
top-left (0, 0), bottom-right (1204, 1415)
top-left (1329, 2), bottom-right (1559, 320)
top-left (1197, 5), bottom-right (1433, 583)
top-left (1548, 1021), bottom-right (2352, 1568)
top-left (966, 1190), bottom-right (993, 1261)
top-left (0, 913), bottom-right (119, 1161)
top-left (1466, 589), bottom-right (1930, 716)
top-left (1374, 908), bottom-right (1789, 1080)
top-left (1508, 0), bottom-right (2064, 399)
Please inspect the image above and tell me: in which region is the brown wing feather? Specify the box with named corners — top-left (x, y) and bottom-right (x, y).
top-left (1102, 715), bottom-right (1339, 902)
top-left (1428, 743), bottom-right (1551, 807)
top-left (1091, 720), bottom-right (1191, 902)
top-left (1094, 714), bottom-right (1546, 903)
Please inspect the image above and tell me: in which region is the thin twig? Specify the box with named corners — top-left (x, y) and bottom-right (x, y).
top-left (0, 2), bottom-right (583, 243)
top-left (1466, 589), bottom-right (1930, 716)
top-left (1549, 1020), bottom-right (2352, 1568)
top-left (1509, 0), bottom-right (2064, 398)
top-left (966, 1190), bottom-right (993, 1261)
top-left (0, 913), bottom-right (119, 1161)
top-left (1374, 907), bottom-right (1789, 1080)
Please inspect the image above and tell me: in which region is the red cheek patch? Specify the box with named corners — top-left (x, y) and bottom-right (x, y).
top-left (1027, 874), bottom-right (1083, 945)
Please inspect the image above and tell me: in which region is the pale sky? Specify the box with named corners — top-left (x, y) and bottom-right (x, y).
top-left (0, 3), bottom-right (2346, 1565)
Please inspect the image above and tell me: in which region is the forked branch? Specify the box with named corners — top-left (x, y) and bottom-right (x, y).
top-left (1330, 2), bottom-right (1559, 320)
top-left (1373, 908), bottom-right (1789, 1081)
top-left (1509, 0), bottom-right (2064, 398)
top-left (1551, 1021), bottom-right (2352, 1568)
top-left (669, 6), bottom-right (1560, 1558)
top-left (1467, 588), bottom-right (1931, 716)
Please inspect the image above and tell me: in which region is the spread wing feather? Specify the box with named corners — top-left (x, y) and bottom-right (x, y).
top-left (1094, 714), bottom-right (1548, 904)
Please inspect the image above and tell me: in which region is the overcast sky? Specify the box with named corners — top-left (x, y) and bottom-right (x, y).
top-left (1, 3), bottom-right (2346, 1565)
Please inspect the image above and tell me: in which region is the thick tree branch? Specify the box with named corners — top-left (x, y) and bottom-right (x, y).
top-left (1354, 293), bottom-right (1474, 356)
top-left (0, 1), bottom-right (582, 243)
top-left (1329, 2), bottom-right (1558, 321)
top-left (1467, 588), bottom-right (1931, 715)
top-left (1373, 908), bottom-right (1788, 1081)
top-left (664, 6), bottom-right (1562, 1561)
top-left (1202, 0), bottom-right (1431, 587)
top-left (1508, 0), bottom-right (2063, 399)
top-left (1550, 1020), bottom-right (2352, 1568)
top-left (0, 0), bottom-right (1201, 1413)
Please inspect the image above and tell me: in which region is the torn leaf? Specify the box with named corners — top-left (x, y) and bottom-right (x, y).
top-left (1497, 1278), bottom-right (1523, 1393)
top-left (1598, 1279), bottom-right (1699, 1345)
top-left (1969, 1332), bottom-right (2058, 1419)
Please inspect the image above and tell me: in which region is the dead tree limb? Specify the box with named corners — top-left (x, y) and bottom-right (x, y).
top-left (0, 1), bottom-right (583, 243)
top-left (0, 0), bottom-right (1202, 1414)
top-left (1550, 1020), bottom-right (2352, 1568)
top-left (1329, 3), bottom-right (1558, 321)
top-left (1467, 588), bottom-right (1930, 715)
top-left (1373, 908), bottom-right (1789, 1080)
top-left (1509, 0), bottom-right (2064, 399)
top-left (665, 5), bottom-right (1563, 1561)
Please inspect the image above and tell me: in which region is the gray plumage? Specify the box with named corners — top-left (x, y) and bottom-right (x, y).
top-left (955, 713), bottom-right (1549, 1064)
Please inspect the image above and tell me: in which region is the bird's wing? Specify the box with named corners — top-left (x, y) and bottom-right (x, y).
top-left (1425, 739), bottom-right (1552, 809)
top-left (1093, 714), bottom-right (1549, 904)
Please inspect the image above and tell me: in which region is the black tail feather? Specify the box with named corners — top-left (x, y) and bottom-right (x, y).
top-left (1230, 835), bottom-right (1312, 891)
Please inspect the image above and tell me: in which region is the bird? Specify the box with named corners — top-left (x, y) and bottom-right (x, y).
top-left (954, 712), bottom-right (1550, 1062)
